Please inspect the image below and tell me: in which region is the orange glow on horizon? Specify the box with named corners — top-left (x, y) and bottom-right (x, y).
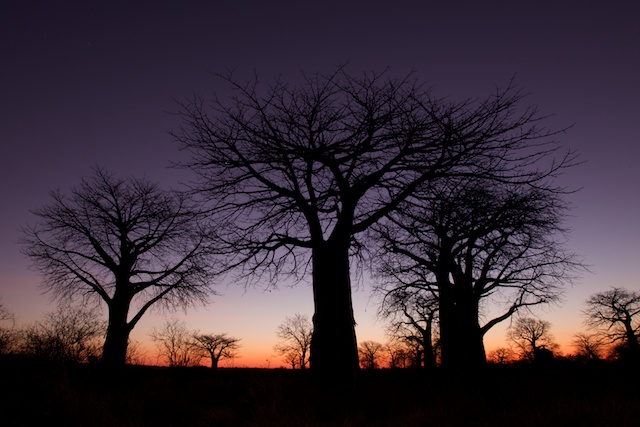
top-left (131, 342), bottom-right (289, 369)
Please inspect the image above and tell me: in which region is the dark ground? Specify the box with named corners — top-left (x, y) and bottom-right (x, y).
top-left (1, 357), bottom-right (638, 426)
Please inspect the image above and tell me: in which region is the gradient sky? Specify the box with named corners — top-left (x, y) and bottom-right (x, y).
top-left (1, 1), bottom-right (639, 367)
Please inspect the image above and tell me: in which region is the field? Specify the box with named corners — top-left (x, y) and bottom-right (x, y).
top-left (1, 357), bottom-right (638, 426)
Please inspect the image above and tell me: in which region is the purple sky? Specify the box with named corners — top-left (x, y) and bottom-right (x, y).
top-left (1, 1), bottom-right (639, 366)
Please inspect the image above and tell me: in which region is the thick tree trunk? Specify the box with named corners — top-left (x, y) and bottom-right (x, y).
top-left (300, 353), bottom-right (307, 369)
top-left (456, 290), bottom-right (487, 368)
top-left (309, 239), bottom-right (359, 378)
top-left (438, 282), bottom-right (460, 369)
top-left (421, 323), bottom-right (437, 370)
top-left (438, 286), bottom-right (487, 370)
top-left (210, 356), bottom-right (219, 369)
top-left (101, 294), bottom-right (132, 368)
top-left (624, 318), bottom-right (640, 359)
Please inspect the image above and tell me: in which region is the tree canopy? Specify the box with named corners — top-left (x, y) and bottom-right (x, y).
top-left (174, 68), bottom-right (578, 376)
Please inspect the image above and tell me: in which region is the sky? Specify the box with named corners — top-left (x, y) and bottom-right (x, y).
top-left (1, 1), bottom-right (639, 367)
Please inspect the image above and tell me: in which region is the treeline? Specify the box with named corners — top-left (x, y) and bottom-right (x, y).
top-left (0, 303), bottom-right (242, 368)
top-left (272, 285), bottom-right (640, 371)
top-left (3, 288), bottom-right (639, 370)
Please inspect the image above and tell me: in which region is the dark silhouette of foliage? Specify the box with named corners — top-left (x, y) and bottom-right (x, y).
top-left (174, 67), bottom-right (578, 376)
top-left (21, 305), bottom-right (105, 363)
top-left (274, 314), bottom-right (313, 369)
top-left (3, 359), bottom-right (640, 426)
top-left (20, 167), bottom-right (217, 368)
top-left (0, 300), bottom-right (19, 356)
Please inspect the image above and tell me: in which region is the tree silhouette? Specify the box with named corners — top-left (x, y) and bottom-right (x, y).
top-left (150, 319), bottom-right (202, 367)
top-left (174, 68), bottom-right (577, 376)
top-left (358, 340), bottom-right (385, 369)
top-left (385, 339), bottom-right (416, 368)
top-left (21, 305), bottom-right (105, 363)
top-left (0, 300), bottom-right (12, 324)
top-left (274, 314), bottom-right (313, 369)
top-left (194, 333), bottom-right (241, 369)
top-left (571, 332), bottom-right (606, 362)
top-left (584, 287), bottom-right (640, 361)
top-left (508, 317), bottom-right (558, 362)
top-left (377, 286), bottom-right (439, 369)
top-left (20, 167), bottom-right (216, 368)
top-left (487, 347), bottom-right (515, 365)
top-left (0, 300), bottom-right (18, 356)
top-left (373, 176), bottom-right (580, 369)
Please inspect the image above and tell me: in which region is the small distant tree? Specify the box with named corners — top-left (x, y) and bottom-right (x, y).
top-left (358, 340), bottom-right (385, 369)
top-left (21, 305), bottom-right (105, 363)
top-left (507, 317), bottom-right (558, 362)
top-left (487, 347), bottom-right (515, 365)
top-left (280, 349), bottom-right (301, 369)
top-left (150, 319), bottom-right (202, 367)
top-left (125, 339), bottom-right (147, 365)
top-left (193, 333), bottom-right (241, 369)
top-left (571, 332), bottom-right (606, 362)
top-left (0, 300), bottom-right (12, 324)
top-left (274, 314), bottom-right (313, 369)
top-left (0, 300), bottom-right (19, 356)
top-left (385, 340), bottom-right (413, 368)
top-left (377, 285), bottom-right (439, 369)
top-left (584, 287), bottom-right (640, 360)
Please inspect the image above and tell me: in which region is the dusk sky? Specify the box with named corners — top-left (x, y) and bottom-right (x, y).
top-left (2, 1), bottom-right (639, 367)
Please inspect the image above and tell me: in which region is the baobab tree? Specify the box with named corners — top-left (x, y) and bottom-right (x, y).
top-left (21, 167), bottom-right (216, 368)
top-left (572, 332), bottom-right (606, 362)
top-left (508, 317), bottom-right (558, 362)
top-left (487, 347), bottom-right (515, 365)
top-left (372, 176), bottom-right (581, 369)
top-left (173, 68), bottom-right (577, 376)
top-left (377, 285), bottom-right (439, 369)
top-left (194, 333), bottom-right (241, 369)
top-left (584, 287), bottom-right (640, 360)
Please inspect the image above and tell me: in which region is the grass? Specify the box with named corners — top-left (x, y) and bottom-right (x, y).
top-left (1, 357), bottom-right (638, 426)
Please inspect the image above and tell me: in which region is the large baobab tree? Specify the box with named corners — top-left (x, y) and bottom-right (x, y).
top-left (373, 176), bottom-right (581, 369)
top-left (173, 68), bottom-right (577, 377)
top-left (21, 167), bottom-right (216, 368)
